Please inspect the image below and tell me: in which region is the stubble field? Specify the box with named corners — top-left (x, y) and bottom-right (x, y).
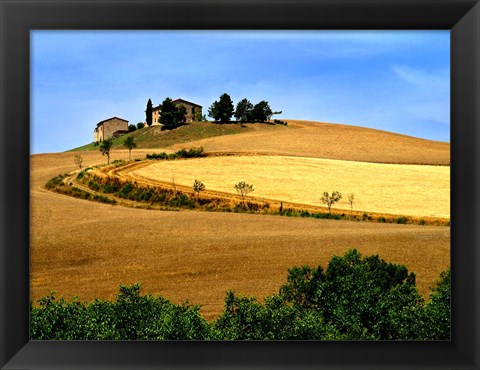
top-left (131, 155), bottom-right (449, 218)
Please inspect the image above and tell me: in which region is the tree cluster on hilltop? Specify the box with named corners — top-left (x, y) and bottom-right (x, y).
top-left (208, 93), bottom-right (280, 124)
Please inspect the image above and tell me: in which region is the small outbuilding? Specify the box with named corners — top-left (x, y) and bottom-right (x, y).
top-left (94, 117), bottom-right (129, 142)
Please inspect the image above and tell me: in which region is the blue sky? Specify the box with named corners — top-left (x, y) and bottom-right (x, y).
top-left (31, 30), bottom-right (450, 154)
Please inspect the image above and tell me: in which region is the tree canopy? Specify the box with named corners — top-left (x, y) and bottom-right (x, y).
top-left (234, 98), bottom-right (254, 123)
top-left (99, 138), bottom-right (113, 164)
top-left (252, 100), bottom-right (273, 122)
top-left (208, 93), bottom-right (234, 123)
top-left (146, 98), bottom-right (153, 127)
top-left (160, 97), bottom-right (187, 130)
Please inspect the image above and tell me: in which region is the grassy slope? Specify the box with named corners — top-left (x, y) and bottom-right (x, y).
top-left (70, 121), bottom-right (259, 152)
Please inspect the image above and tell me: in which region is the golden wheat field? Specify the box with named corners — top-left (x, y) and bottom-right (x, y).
top-left (30, 122), bottom-right (450, 321)
top-left (131, 155), bottom-right (449, 218)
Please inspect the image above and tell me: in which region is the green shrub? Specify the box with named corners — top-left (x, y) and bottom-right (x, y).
top-left (92, 194), bottom-right (116, 204)
top-left (87, 180), bottom-right (101, 191)
top-left (396, 216), bottom-right (409, 224)
top-left (419, 269), bottom-right (450, 340)
top-left (45, 174), bottom-right (68, 190)
top-left (30, 284), bottom-right (211, 340)
top-left (118, 183), bottom-right (134, 197)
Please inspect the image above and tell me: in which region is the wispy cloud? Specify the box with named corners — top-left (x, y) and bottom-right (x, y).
top-left (392, 65), bottom-right (449, 91)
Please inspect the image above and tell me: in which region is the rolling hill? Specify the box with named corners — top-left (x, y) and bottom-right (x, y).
top-left (30, 119), bottom-right (450, 320)
top-left (71, 120), bottom-right (450, 165)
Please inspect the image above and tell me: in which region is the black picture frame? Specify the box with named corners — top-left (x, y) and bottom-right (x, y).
top-left (1, 0), bottom-right (479, 369)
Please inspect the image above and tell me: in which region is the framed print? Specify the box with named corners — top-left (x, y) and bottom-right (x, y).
top-left (1, 0), bottom-right (479, 369)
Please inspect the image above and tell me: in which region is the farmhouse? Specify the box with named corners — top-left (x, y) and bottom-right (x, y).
top-left (152, 99), bottom-right (202, 125)
top-left (94, 117), bottom-right (129, 142)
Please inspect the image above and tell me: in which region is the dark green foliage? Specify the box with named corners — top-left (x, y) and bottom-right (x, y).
top-left (251, 100), bottom-right (273, 122)
top-left (419, 269), bottom-right (450, 340)
top-left (92, 194), bottom-right (116, 204)
top-left (118, 182), bottom-right (134, 197)
top-left (396, 216), bottom-right (409, 224)
top-left (146, 152), bottom-right (170, 160)
top-left (316, 250), bottom-right (424, 339)
top-left (30, 284), bottom-right (211, 340)
top-left (146, 147), bottom-right (204, 160)
top-left (137, 122), bottom-right (145, 129)
top-left (273, 119), bottom-right (288, 125)
top-left (175, 147), bottom-right (205, 158)
top-left (213, 291), bottom-right (329, 340)
top-left (103, 177), bottom-right (122, 193)
top-left (234, 98), bottom-right (254, 123)
top-left (99, 138), bottom-right (113, 164)
top-left (159, 97), bottom-right (186, 130)
top-left (70, 186), bottom-right (91, 200)
top-left (87, 180), bottom-right (101, 191)
top-left (215, 249), bottom-right (440, 340)
top-left (45, 174), bottom-right (68, 190)
top-left (208, 93), bottom-right (234, 123)
top-left (128, 124), bottom-right (137, 132)
top-left (146, 99), bottom-right (153, 127)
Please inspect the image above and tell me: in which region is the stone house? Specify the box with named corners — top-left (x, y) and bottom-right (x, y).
top-left (152, 99), bottom-right (202, 125)
top-left (94, 117), bottom-right (129, 142)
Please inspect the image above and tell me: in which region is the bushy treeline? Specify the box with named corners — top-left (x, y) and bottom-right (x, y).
top-left (45, 173), bottom-right (116, 204)
top-left (208, 93), bottom-right (281, 124)
top-left (145, 147), bottom-right (205, 160)
top-left (30, 284), bottom-right (211, 340)
top-left (31, 250), bottom-right (450, 340)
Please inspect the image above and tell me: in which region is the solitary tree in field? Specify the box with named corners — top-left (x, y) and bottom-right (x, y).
top-left (99, 138), bottom-right (113, 164)
top-left (348, 193), bottom-right (355, 214)
top-left (123, 136), bottom-right (137, 161)
top-left (320, 191), bottom-right (342, 214)
top-left (193, 179), bottom-right (205, 201)
top-left (234, 181), bottom-right (254, 210)
top-left (146, 98), bottom-right (153, 127)
top-left (73, 153), bottom-right (84, 170)
top-left (208, 93), bottom-right (234, 123)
